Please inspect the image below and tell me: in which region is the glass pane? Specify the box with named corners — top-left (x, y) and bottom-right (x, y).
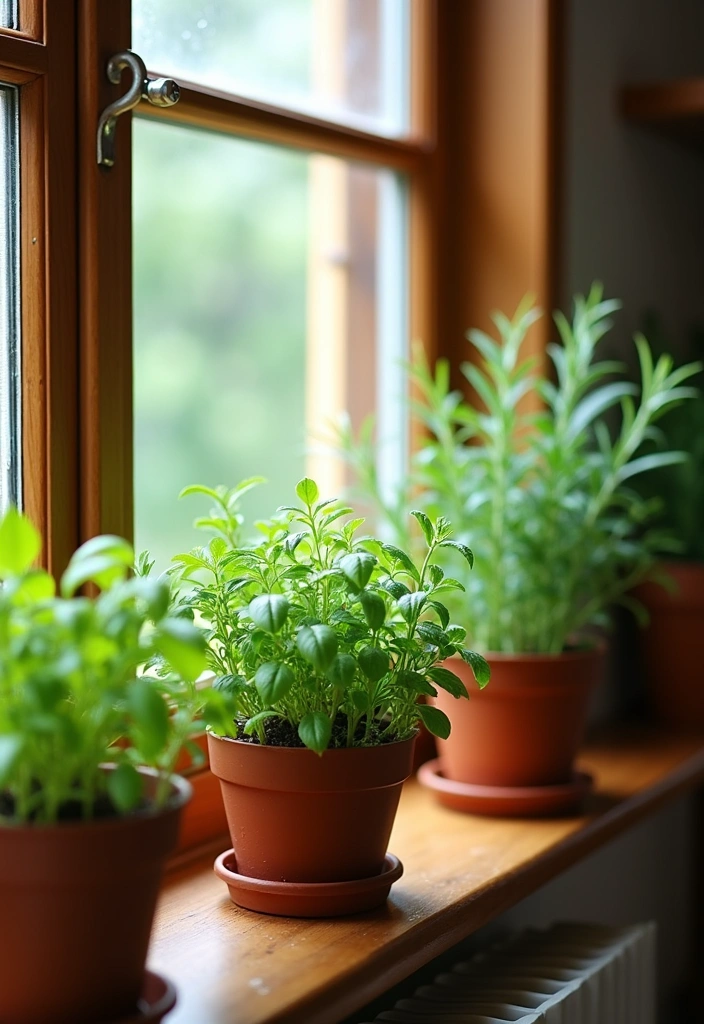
top-left (133, 119), bottom-right (407, 570)
top-left (0, 86), bottom-right (21, 512)
top-left (0, 1), bottom-right (17, 29)
top-left (133, 0), bottom-right (409, 136)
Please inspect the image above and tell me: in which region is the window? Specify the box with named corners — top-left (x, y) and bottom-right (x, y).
top-left (0, 0), bottom-right (439, 849)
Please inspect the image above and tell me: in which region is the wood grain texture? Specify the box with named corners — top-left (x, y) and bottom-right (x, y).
top-left (138, 79), bottom-right (430, 172)
top-left (78, 1), bottom-right (134, 542)
top-left (149, 730), bottom-right (704, 1024)
top-left (621, 78), bottom-right (704, 154)
top-left (436, 0), bottom-right (561, 398)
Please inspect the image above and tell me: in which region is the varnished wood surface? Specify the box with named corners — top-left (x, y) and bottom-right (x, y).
top-left (621, 78), bottom-right (704, 154)
top-left (149, 730), bottom-right (704, 1024)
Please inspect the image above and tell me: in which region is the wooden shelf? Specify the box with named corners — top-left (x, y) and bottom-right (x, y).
top-left (150, 730), bottom-right (704, 1024)
top-left (621, 78), bottom-right (704, 153)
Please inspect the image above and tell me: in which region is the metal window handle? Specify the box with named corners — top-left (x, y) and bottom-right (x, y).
top-left (97, 51), bottom-right (180, 168)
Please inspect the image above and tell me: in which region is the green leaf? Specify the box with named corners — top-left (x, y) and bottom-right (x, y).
top-left (349, 689), bottom-right (370, 712)
top-left (418, 703), bottom-right (451, 740)
top-left (398, 670), bottom-right (437, 697)
top-left (248, 594), bottom-right (289, 634)
top-left (358, 645), bottom-right (389, 683)
top-left (338, 552), bottom-right (376, 591)
top-left (416, 621), bottom-right (449, 648)
top-left (359, 590), bottom-right (386, 630)
top-left (438, 540), bottom-right (474, 569)
top-left (243, 710), bottom-right (280, 736)
top-left (127, 680), bottom-right (169, 760)
top-left (154, 618), bottom-right (207, 682)
top-left (381, 543), bottom-right (420, 582)
top-left (410, 510), bottom-right (434, 546)
top-left (107, 763), bottom-right (144, 813)
top-left (298, 711), bottom-right (332, 754)
top-left (382, 578), bottom-right (410, 600)
top-left (295, 478), bottom-right (320, 506)
top-left (0, 507), bottom-right (41, 578)
top-left (459, 649), bottom-right (491, 687)
top-left (398, 591), bottom-right (427, 623)
top-left (0, 734), bottom-right (23, 785)
top-left (255, 662), bottom-right (295, 704)
top-left (327, 653), bottom-right (357, 688)
top-left (12, 569), bottom-right (56, 604)
top-left (428, 600), bottom-right (450, 629)
top-left (61, 535), bottom-right (135, 597)
top-left (296, 624), bottom-right (338, 672)
top-left (427, 666), bottom-right (469, 699)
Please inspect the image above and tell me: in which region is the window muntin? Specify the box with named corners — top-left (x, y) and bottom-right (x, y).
top-left (133, 118), bottom-right (407, 571)
top-left (0, 84), bottom-right (20, 512)
top-left (133, 0), bottom-right (410, 137)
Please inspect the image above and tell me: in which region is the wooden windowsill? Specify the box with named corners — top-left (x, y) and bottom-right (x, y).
top-left (150, 729), bottom-right (704, 1024)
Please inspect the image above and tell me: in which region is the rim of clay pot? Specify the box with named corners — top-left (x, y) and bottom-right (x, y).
top-left (214, 849), bottom-right (403, 895)
top-left (461, 640), bottom-right (606, 665)
top-left (0, 766), bottom-right (192, 834)
top-left (118, 970), bottom-right (177, 1024)
top-left (207, 729), bottom-right (416, 792)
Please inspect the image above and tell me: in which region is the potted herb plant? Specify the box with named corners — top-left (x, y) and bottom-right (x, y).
top-left (0, 507), bottom-right (206, 1024)
top-left (339, 286), bottom-right (699, 814)
top-left (631, 318), bottom-right (704, 730)
top-left (171, 478), bottom-right (489, 915)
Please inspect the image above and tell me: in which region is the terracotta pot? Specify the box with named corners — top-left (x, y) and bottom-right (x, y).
top-left (207, 732), bottom-right (415, 883)
top-left (635, 561), bottom-right (704, 730)
top-left (0, 768), bottom-right (190, 1024)
top-left (433, 647), bottom-right (604, 788)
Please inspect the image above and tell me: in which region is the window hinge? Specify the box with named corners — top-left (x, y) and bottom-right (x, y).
top-left (97, 50), bottom-right (180, 168)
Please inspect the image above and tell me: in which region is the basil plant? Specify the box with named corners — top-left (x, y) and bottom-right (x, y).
top-left (170, 478), bottom-right (490, 754)
top-left (0, 508), bottom-right (207, 824)
top-left (338, 285), bottom-right (702, 654)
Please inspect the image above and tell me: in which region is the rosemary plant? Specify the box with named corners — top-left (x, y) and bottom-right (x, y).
top-left (338, 286), bottom-right (701, 654)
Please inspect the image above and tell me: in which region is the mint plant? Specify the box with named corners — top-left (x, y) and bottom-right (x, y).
top-left (0, 507), bottom-right (207, 823)
top-left (170, 478), bottom-right (490, 753)
top-left (338, 286), bottom-right (701, 654)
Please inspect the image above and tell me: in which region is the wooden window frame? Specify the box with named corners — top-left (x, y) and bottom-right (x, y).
top-left (1, 0), bottom-right (561, 855)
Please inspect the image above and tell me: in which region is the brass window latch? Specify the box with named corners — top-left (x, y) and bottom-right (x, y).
top-left (97, 51), bottom-right (180, 168)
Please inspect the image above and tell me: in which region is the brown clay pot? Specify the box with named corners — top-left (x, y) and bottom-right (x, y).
top-left (432, 647), bottom-right (604, 788)
top-left (0, 768), bottom-right (190, 1024)
top-left (207, 732), bottom-right (415, 883)
top-left (635, 561), bottom-right (704, 730)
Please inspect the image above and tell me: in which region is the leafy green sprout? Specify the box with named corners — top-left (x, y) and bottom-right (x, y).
top-left (336, 285), bottom-right (702, 654)
top-left (170, 477), bottom-right (490, 754)
top-left (0, 507), bottom-right (207, 824)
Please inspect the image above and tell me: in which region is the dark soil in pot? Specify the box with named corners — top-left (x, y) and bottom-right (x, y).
top-left (432, 647), bottom-right (604, 788)
top-left (207, 731), bottom-right (415, 884)
top-left (0, 768), bottom-right (190, 1024)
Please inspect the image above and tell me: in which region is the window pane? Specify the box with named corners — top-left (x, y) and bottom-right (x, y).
top-left (0, 86), bottom-right (21, 512)
top-left (133, 0), bottom-right (409, 136)
top-left (133, 119), bottom-right (407, 569)
top-left (0, 1), bottom-right (17, 29)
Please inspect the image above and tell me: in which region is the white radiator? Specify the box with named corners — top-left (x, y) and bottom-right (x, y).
top-left (364, 921), bottom-right (657, 1024)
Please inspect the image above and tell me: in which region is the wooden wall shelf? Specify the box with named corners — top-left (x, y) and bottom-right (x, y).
top-left (150, 730), bottom-right (704, 1024)
top-left (621, 78), bottom-right (704, 153)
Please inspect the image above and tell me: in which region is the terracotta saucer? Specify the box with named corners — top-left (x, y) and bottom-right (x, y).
top-left (418, 758), bottom-right (594, 817)
top-left (111, 971), bottom-right (177, 1023)
top-left (214, 850), bottom-right (403, 917)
